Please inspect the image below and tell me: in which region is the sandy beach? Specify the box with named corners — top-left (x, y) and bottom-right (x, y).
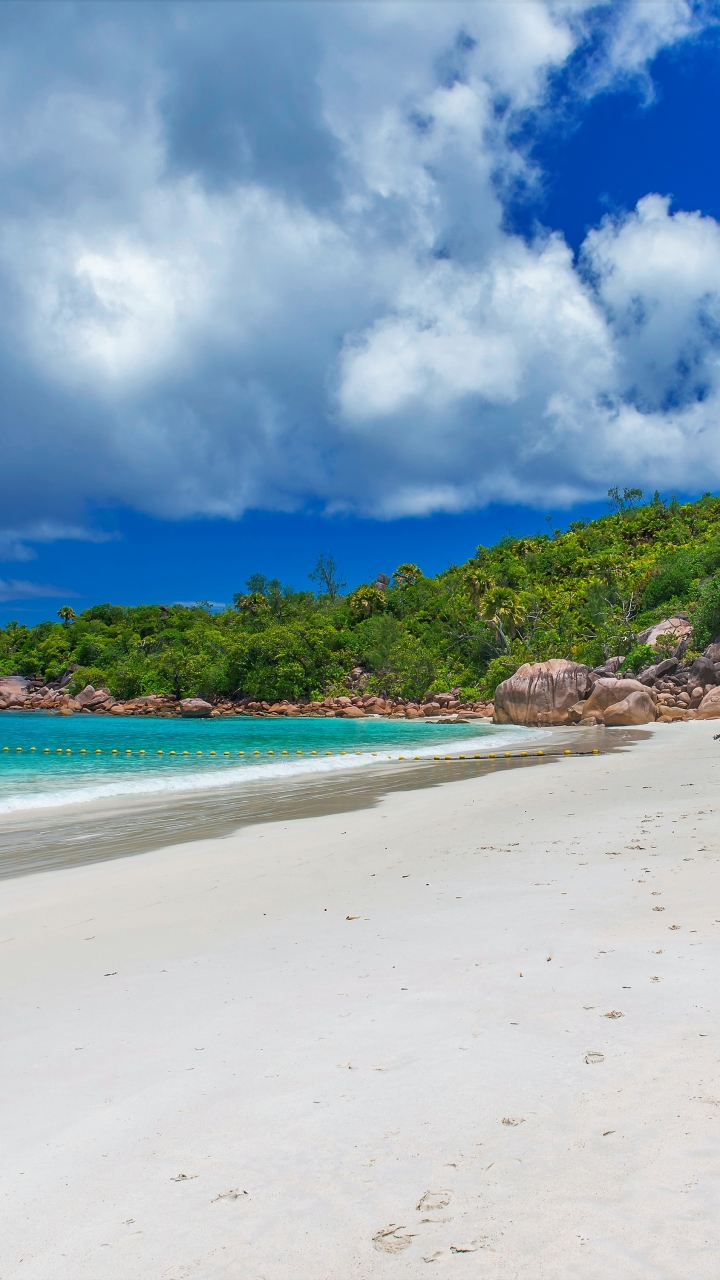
top-left (2, 722), bottom-right (720, 1278)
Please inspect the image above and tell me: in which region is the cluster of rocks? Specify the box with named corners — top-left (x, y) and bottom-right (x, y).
top-left (0, 676), bottom-right (494, 722)
top-left (494, 645), bottom-right (720, 727)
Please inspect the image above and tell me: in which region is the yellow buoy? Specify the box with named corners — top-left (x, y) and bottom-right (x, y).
top-left (183, 751), bottom-right (189, 756)
top-left (537, 750), bottom-right (543, 756)
top-left (253, 750), bottom-right (260, 755)
top-left (209, 751), bottom-right (216, 756)
top-left (564, 749), bottom-right (571, 755)
top-left (223, 751), bottom-right (229, 756)
top-left (268, 750), bottom-right (274, 754)
top-left (169, 750), bottom-right (176, 755)
top-left (341, 751), bottom-right (346, 755)
top-left (592, 748), bottom-right (599, 754)
top-left (372, 752), bottom-right (377, 757)
top-left (474, 754), bottom-right (480, 758)
top-left (325, 751), bottom-right (331, 756)
top-left (239, 750), bottom-right (244, 755)
top-left (1, 746), bottom-right (7, 751)
top-left (311, 750), bottom-right (317, 755)
top-left (112, 749), bottom-right (118, 754)
top-left (158, 750), bottom-right (164, 755)
top-left (45, 748), bottom-right (50, 753)
top-left (445, 755), bottom-right (451, 760)
top-left (66, 749), bottom-right (71, 754)
top-left (57, 748), bottom-right (63, 754)
top-left (125, 749), bottom-right (131, 754)
top-left (297, 750), bottom-right (302, 755)
top-left (459, 754), bottom-right (465, 759)
top-left (399, 755), bottom-right (405, 760)
top-left (196, 751), bottom-right (202, 755)
top-left (521, 751), bottom-right (527, 757)
top-left (16, 747), bottom-right (22, 752)
top-left (96, 749), bottom-right (101, 754)
top-left (80, 748), bottom-right (86, 754)
top-left (139, 749), bottom-right (145, 755)
top-left (505, 752), bottom-right (511, 758)
top-left (434, 755), bottom-right (440, 760)
top-left (489, 752), bottom-right (495, 758)
top-left (415, 755), bottom-right (421, 759)
top-left (30, 746), bottom-right (36, 752)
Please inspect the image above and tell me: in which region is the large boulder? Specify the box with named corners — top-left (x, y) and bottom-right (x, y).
top-left (696, 687), bottom-right (720, 719)
top-left (493, 659), bottom-right (590, 726)
top-left (704, 642), bottom-right (720, 663)
top-left (637, 616), bottom-right (693, 650)
top-left (603, 690), bottom-right (658, 726)
top-left (179, 698), bottom-right (213, 718)
top-left (0, 675), bottom-right (28, 700)
top-left (580, 677), bottom-right (654, 719)
top-left (687, 656), bottom-right (719, 690)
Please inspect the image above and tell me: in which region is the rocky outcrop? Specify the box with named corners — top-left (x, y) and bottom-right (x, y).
top-left (603, 690), bottom-right (657, 726)
top-left (179, 698), bottom-right (213, 718)
top-left (696, 687), bottom-right (720, 719)
top-left (637, 616), bottom-right (693, 649)
top-left (686, 656), bottom-right (719, 690)
top-left (493, 659), bottom-right (590, 726)
top-left (579, 677), bottom-right (654, 720)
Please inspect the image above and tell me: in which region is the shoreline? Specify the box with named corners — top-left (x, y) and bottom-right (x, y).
top-left (0, 724), bottom-right (635, 880)
top-left (2, 720), bottom-right (720, 1277)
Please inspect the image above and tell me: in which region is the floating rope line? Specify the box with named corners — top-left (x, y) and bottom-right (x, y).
top-left (1, 745), bottom-right (603, 760)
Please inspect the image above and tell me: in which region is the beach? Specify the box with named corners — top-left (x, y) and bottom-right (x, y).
top-left (2, 722), bottom-right (720, 1278)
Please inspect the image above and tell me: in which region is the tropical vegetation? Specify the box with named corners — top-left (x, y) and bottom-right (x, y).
top-left (2, 491), bottom-right (720, 702)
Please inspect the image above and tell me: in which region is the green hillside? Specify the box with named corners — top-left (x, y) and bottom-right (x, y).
top-left (3, 491), bottom-right (720, 703)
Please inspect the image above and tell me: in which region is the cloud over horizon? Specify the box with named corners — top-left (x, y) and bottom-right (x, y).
top-left (0, 0), bottom-right (718, 545)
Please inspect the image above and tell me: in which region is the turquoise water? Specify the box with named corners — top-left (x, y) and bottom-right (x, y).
top-left (0, 712), bottom-right (539, 813)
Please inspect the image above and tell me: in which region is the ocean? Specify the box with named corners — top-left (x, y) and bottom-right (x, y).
top-left (0, 711), bottom-right (540, 814)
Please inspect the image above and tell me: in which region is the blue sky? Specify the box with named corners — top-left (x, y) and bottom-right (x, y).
top-left (2, 2), bottom-right (720, 625)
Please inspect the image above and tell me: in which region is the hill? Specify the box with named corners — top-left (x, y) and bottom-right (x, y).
top-left (2, 491), bottom-right (720, 704)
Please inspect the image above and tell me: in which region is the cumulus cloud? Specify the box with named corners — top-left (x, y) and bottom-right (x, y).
top-left (0, 579), bottom-right (78, 603)
top-left (0, 0), bottom-right (715, 539)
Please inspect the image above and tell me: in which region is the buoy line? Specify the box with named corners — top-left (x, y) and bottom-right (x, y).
top-left (1, 745), bottom-right (602, 759)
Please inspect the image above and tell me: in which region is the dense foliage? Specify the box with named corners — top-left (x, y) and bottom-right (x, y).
top-left (3, 492), bottom-right (720, 702)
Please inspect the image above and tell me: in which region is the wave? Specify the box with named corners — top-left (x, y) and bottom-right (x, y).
top-left (0, 725), bottom-right (545, 814)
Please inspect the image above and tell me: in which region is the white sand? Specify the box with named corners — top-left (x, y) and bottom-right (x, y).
top-left (2, 723), bottom-right (720, 1278)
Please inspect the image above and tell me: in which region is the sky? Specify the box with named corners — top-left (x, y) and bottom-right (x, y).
top-left (2, 0), bottom-right (720, 625)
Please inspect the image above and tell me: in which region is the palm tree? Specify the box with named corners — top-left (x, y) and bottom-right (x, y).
top-left (58, 606), bottom-right (77, 626)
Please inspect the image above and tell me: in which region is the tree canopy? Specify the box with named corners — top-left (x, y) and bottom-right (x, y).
top-left (3, 493), bottom-right (720, 702)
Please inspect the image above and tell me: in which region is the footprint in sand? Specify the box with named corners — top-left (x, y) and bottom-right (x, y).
top-left (416, 1190), bottom-right (452, 1211)
top-left (585, 1052), bottom-right (604, 1064)
top-left (373, 1225), bottom-right (415, 1253)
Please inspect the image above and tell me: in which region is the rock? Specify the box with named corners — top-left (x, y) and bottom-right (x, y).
top-left (0, 675), bottom-right (28, 700)
top-left (687, 656), bottom-right (718, 689)
top-left (180, 698), bottom-right (213, 718)
top-left (657, 707), bottom-right (687, 721)
top-left (637, 616), bottom-right (693, 649)
top-left (493, 659), bottom-right (590, 726)
top-left (704, 642), bottom-right (720, 663)
top-left (696, 687), bottom-right (720, 719)
top-left (337, 706), bottom-right (366, 718)
top-left (580, 678), bottom-right (654, 719)
top-left (603, 690), bottom-right (658, 726)
top-left (74, 684), bottom-right (98, 706)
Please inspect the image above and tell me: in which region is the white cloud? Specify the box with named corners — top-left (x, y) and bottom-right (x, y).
top-left (0, 579), bottom-right (78, 603)
top-left (0, 0), bottom-right (715, 534)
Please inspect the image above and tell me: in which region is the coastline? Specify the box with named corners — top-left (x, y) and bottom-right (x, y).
top-left (3, 721), bottom-right (720, 1277)
top-left (0, 723), bottom-right (630, 878)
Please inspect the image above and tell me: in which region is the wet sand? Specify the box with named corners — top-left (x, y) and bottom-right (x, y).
top-left (0, 725), bottom-right (629, 878)
top-left (2, 721), bottom-right (719, 1278)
